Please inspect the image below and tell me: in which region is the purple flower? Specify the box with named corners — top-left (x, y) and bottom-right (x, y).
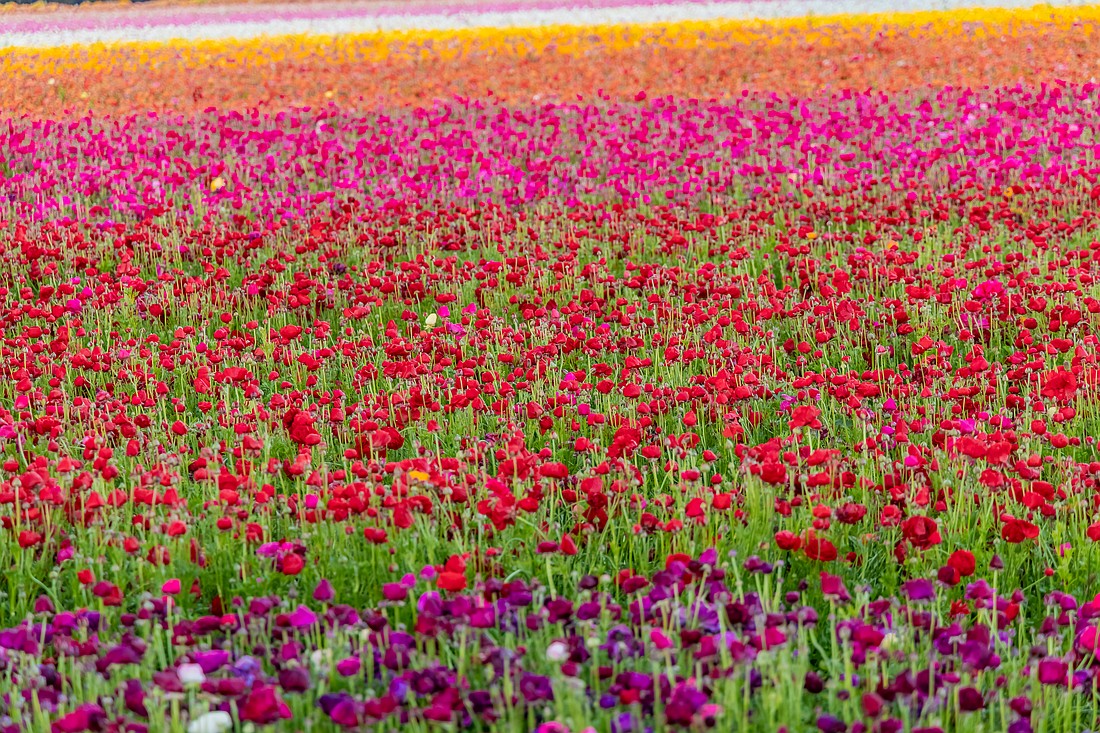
top-left (123, 679), bottom-right (148, 717)
top-left (817, 715), bottom-right (847, 733)
top-left (957, 686), bottom-right (984, 711)
top-left (1037, 658), bottom-right (1068, 686)
top-left (95, 643), bottom-right (144, 674)
top-left (417, 591), bottom-right (442, 616)
top-left (336, 657), bottom-right (361, 677)
top-left (965, 580), bottom-right (993, 601)
top-left (230, 655), bottom-right (261, 685)
top-left (288, 604), bottom-right (318, 628)
top-left (469, 605), bottom-right (496, 628)
top-left (192, 649), bottom-right (230, 674)
top-left (611, 713), bottom-right (639, 733)
top-left (519, 673), bottom-right (554, 702)
top-left (318, 693), bottom-right (349, 716)
top-left (329, 698), bottom-right (363, 726)
top-left (821, 572), bottom-right (850, 602)
top-left (313, 578), bottom-right (335, 603)
top-left (278, 666), bottom-right (311, 693)
top-left (256, 542), bottom-right (281, 558)
top-left (382, 583), bottom-right (407, 602)
top-left (52, 705), bottom-right (105, 733)
top-left (900, 579), bottom-right (936, 602)
top-left (546, 598), bottom-right (574, 623)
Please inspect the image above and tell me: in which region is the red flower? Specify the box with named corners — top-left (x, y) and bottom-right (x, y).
top-left (938, 565), bottom-right (961, 586)
top-left (17, 530), bottom-right (42, 548)
top-left (880, 505), bottom-right (903, 527)
top-left (364, 527), bottom-right (388, 544)
top-left (1041, 369), bottom-right (1078, 402)
top-left (284, 409), bottom-right (320, 446)
top-left (540, 462), bottom-right (569, 479)
top-left (835, 503), bottom-right (867, 525)
top-left (437, 571), bottom-right (467, 592)
top-left (901, 515), bottom-right (941, 549)
top-left (947, 549), bottom-right (976, 577)
top-left (193, 366), bottom-right (211, 394)
top-left (281, 554), bottom-right (304, 576)
top-left (803, 536), bottom-right (837, 562)
top-left (1001, 517), bottom-right (1040, 543)
top-left (560, 534), bottom-right (577, 556)
top-left (789, 405), bottom-right (822, 430)
top-left (760, 463), bottom-right (787, 486)
top-left (774, 530), bottom-right (802, 551)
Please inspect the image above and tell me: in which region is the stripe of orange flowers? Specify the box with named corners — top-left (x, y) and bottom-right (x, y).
top-left (3, 4), bottom-right (1099, 116)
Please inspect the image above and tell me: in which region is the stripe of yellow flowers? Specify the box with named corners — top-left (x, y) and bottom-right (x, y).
top-left (3, 3), bottom-right (1100, 73)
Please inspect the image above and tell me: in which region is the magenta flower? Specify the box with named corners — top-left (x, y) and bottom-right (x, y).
top-left (289, 604), bottom-right (318, 628)
top-left (1037, 658), bottom-right (1068, 686)
top-left (240, 685), bottom-right (293, 725)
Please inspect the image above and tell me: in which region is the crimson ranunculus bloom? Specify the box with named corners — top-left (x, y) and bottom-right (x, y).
top-left (760, 463), bottom-right (787, 486)
top-left (1001, 517), bottom-right (1040, 543)
top-left (1041, 369), bottom-right (1078, 402)
top-left (789, 405), bottom-right (822, 430)
top-left (804, 536), bottom-right (837, 562)
top-left (281, 554), bottom-right (305, 576)
top-left (901, 515), bottom-right (941, 549)
top-left (437, 571), bottom-right (467, 592)
top-left (947, 549), bottom-right (976, 577)
top-left (775, 530), bottom-right (802, 552)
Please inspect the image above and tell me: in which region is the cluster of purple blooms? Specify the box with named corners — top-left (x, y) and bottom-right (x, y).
top-left (1, 550), bottom-right (1098, 732)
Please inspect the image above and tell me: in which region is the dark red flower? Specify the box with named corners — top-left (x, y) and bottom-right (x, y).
top-left (900, 515), bottom-right (941, 550)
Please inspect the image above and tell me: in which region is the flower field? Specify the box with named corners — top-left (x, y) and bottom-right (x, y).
top-left (7, 1), bottom-right (1100, 732)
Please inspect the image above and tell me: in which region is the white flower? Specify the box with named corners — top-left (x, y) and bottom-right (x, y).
top-left (177, 663), bottom-right (206, 686)
top-left (188, 711), bottom-right (233, 733)
top-left (546, 641), bottom-right (569, 662)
